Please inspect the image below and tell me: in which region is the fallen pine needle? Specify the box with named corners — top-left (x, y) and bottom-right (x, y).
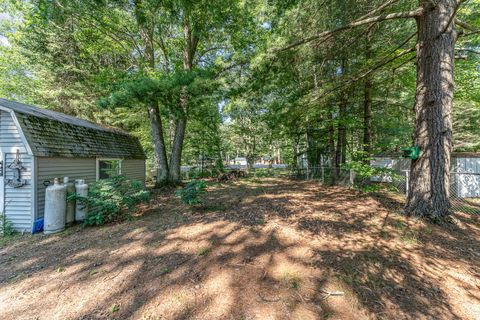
top-left (320, 289), bottom-right (345, 300)
top-left (257, 291), bottom-right (281, 302)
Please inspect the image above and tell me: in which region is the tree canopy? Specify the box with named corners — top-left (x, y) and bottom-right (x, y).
top-left (1, 0), bottom-right (479, 220)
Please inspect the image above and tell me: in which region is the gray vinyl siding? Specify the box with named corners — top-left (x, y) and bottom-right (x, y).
top-left (36, 157), bottom-right (96, 219)
top-left (453, 157), bottom-right (480, 198)
top-left (0, 110), bottom-right (33, 232)
top-left (122, 159), bottom-right (146, 183)
top-left (0, 110), bottom-right (29, 154)
top-left (36, 158), bottom-right (146, 219)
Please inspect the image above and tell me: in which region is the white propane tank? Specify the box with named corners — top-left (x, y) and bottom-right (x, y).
top-left (75, 179), bottom-right (88, 221)
top-left (64, 177), bottom-right (76, 225)
top-left (44, 178), bottom-right (67, 234)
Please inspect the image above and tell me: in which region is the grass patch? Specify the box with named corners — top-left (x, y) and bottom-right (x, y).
top-left (110, 304), bottom-right (120, 313)
top-left (336, 272), bottom-right (361, 287)
top-left (282, 272), bottom-right (302, 290)
top-left (392, 220), bottom-right (407, 231)
top-left (55, 266), bottom-right (66, 273)
top-left (423, 225), bottom-right (433, 235)
top-left (258, 216), bottom-right (266, 225)
top-left (0, 233), bottom-right (23, 247)
top-left (160, 266), bottom-right (172, 275)
top-left (401, 230), bottom-right (418, 244)
top-left (197, 247), bottom-right (212, 256)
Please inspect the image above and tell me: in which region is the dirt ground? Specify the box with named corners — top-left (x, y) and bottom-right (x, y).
top-left (1, 178), bottom-right (479, 320)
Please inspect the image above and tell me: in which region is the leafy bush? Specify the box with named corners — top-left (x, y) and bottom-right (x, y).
top-left (248, 168), bottom-right (280, 177)
top-left (0, 213), bottom-right (15, 236)
top-left (176, 180), bottom-right (207, 205)
top-left (344, 160), bottom-right (405, 193)
top-left (182, 167), bottom-right (222, 180)
top-left (72, 176), bottom-right (150, 226)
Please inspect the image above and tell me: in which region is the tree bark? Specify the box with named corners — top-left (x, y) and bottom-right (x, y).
top-left (405, 0), bottom-right (456, 220)
top-left (169, 116), bottom-right (187, 182)
top-left (336, 93), bottom-right (348, 168)
top-left (135, 0), bottom-right (170, 186)
top-left (328, 115), bottom-right (338, 183)
top-left (168, 19), bottom-right (197, 182)
top-left (148, 100), bottom-right (169, 185)
top-left (363, 32), bottom-right (373, 164)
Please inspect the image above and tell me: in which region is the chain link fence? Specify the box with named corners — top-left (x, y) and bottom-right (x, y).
top-left (294, 166), bottom-right (480, 215)
top-left (293, 166), bottom-right (356, 187)
top-left (449, 172), bottom-right (480, 215)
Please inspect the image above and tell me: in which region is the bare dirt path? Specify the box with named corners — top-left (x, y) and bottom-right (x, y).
top-left (1, 178), bottom-right (479, 320)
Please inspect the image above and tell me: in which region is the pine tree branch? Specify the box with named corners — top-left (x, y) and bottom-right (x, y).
top-left (276, 8), bottom-right (423, 52)
top-left (307, 32), bottom-right (416, 100)
top-left (455, 18), bottom-right (479, 31)
top-left (442, 0), bottom-right (468, 34)
top-left (312, 47), bottom-right (415, 101)
top-left (357, 0), bottom-right (401, 20)
top-left (462, 30), bottom-right (480, 37)
top-left (392, 55), bottom-right (416, 73)
top-left (456, 48), bottom-right (480, 55)
top-left (456, 21), bottom-right (480, 38)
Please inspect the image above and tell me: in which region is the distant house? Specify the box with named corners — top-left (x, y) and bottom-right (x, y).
top-left (234, 157), bottom-right (247, 166)
top-left (0, 99), bottom-right (146, 233)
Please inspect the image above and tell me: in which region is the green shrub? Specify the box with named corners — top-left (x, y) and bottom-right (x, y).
top-left (0, 213), bottom-right (15, 236)
top-left (248, 168), bottom-right (274, 178)
top-left (182, 167), bottom-right (221, 180)
top-left (344, 160), bottom-right (405, 192)
top-left (176, 180), bottom-right (207, 205)
top-left (71, 176), bottom-right (150, 226)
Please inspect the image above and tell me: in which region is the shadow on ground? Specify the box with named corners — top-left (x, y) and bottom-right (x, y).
top-left (0, 178), bottom-right (479, 319)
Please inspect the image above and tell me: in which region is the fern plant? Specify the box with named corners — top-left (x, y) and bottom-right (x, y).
top-left (0, 213), bottom-right (15, 237)
top-left (176, 180), bottom-right (207, 205)
top-left (71, 176), bottom-right (150, 226)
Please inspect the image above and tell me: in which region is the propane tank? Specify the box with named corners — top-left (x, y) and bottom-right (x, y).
top-left (75, 179), bottom-right (88, 221)
top-left (63, 177), bottom-right (76, 225)
top-left (44, 178), bottom-right (67, 234)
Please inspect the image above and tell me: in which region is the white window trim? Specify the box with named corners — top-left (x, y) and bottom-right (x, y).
top-left (96, 158), bottom-right (123, 181)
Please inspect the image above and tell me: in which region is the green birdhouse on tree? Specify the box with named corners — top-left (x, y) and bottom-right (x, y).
top-left (402, 146), bottom-right (420, 160)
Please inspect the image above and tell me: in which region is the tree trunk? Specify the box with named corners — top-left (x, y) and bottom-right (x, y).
top-left (246, 135), bottom-right (256, 171)
top-left (148, 100), bottom-right (169, 185)
top-left (293, 135), bottom-right (301, 171)
top-left (363, 32), bottom-right (373, 164)
top-left (363, 78), bottom-right (372, 162)
top-left (328, 116), bottom-right (338, 184)
top-left (405, 0), bottom-right (456, 221)
top-left (336, 96), bottom-right (347, 166)
top-left (167, 19), bottom-right (197, 183)
top-left (336, 58), bottom-right (349, 172)
top-left (168, 116), bottom-right (187, 182)
top-left (134, 0), bottom-right (170, 186)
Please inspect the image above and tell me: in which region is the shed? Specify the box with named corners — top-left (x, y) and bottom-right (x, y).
top-left (370, 154), bottom-right (410, 182)
top-left (452, 153), bottom-right (480, 198)
top-left (0, 99), bottom-right (146, 233)
top-left (372, 153), bottom-right (480, 198)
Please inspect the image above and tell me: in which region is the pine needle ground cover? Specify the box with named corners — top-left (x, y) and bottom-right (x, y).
top-left (1, 178), bottom-right (478, 320)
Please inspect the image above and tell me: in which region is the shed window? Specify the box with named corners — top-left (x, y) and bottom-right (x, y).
top-left (97, 159), bottom-right (122, 180)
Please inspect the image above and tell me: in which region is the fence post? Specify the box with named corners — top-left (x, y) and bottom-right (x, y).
top-left (405, 170), bottom-right (409, 197)
top-left (349, 169), bottom-right (354, 186)
top-left (321, 167), bottom-right (324, 184)
top-left (306, 165), bottom-right (309, 180)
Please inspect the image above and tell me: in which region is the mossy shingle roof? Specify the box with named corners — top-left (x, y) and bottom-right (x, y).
top-left (0, 99), bottom-right (146, 159)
